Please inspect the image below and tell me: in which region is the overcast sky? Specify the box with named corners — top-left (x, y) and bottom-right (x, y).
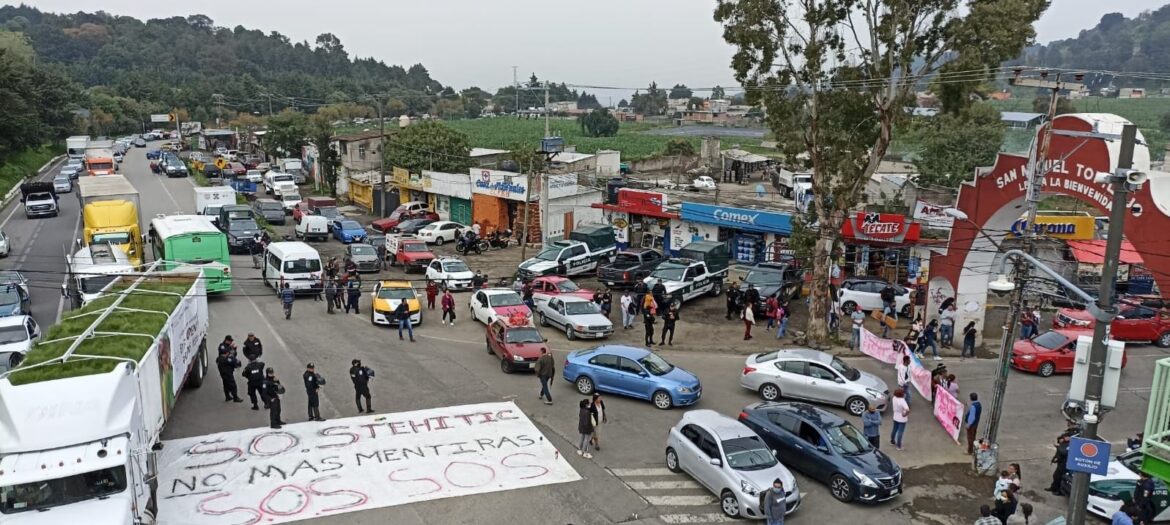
top-left (24, 0), bottom-right (1168, 98)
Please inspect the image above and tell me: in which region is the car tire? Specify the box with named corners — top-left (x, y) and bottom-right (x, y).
top-left (719, 490), bottom-right (741, 518)
top-left (759, 383), bottom-right (781, 401)
top-left (539, 312), bottom-right (549, 327)
top-left (900, 304), bottom-right (911, 318)
top-left (486, 340), bottom-right (493, 354)
top-left (575, 375), bottom-right (595, 395)
top-left (435, 237), bottom-right (444, 246)
top-left (665, 447), bottom-right (681, 473)
top-left (1038, 361), bottom-right (1056, 377)
top-left (1158, 332), bottom-right (1170, 348)
top-left (846, 396), bottom-right (869, 416)
top-left (500, 358), bottom-right (513, 374)
top-left (652, 390), bottom-right (673, 410)
top-left (710, 279), bottom-right (723, 297)
top-left (829, 474), bottom-right (855, 503)
top-left (565, 325), bottom-right (575, 340)
top-left (841, 300), bottom-right (858, 315)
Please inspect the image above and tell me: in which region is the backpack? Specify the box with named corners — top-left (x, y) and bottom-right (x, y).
top-left (626, 301), bottom-right (637, 315)
top-left (316, 373), bottom-right (326, 386)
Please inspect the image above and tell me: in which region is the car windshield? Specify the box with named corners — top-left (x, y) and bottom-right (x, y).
top-left (745, 268), bottom-right (783, 285)
top-left (317, 207), bottom-right (340, 218)
top-left (650, 265), bottom-right (687, 282)
top-left (259, 202), bottom-right (282, 211)
top-left (555, 280), bottom-right (581, 292)
top-left (350, 244), bottom-right (375, 256)
top-left (829, 356), bottom-right (861, 381)
top-left (229, 220), bottom-right (259, 231)
top-left (825, 423), bottom-right (873, 455)
top-left (564, 301), bottom-right (600, 315)
top-left (282, 258), bottom-right (322, 274)
top-left (1032, 331), bottom-right (1068, 350)
top-left (91, 232), bottom-right (131, 245)
top-left (0, 325), bottom-right (27, 344)
top-left (79, 274), bottom-right (119, 294)
top-left (339, 221), bottom-right (361, 230)
top-left (443, 261), bottom-right (470, 273)
top-left (403, 243), bottom-right (428, 252)
top-left (204, 206), bottom-right (221, 216)
top-left (0, 466), bottom-right (127, 514)
top-left (282, 194), bottom-right (302, 202)
top-left (376, 287), bottom-right (415, 300)
top-left (612, 253), bottom-right (643, 266)
top-left (490, 293), bottom-right (523, 307)
top-left (506, 327), bottom-right (544, 344)
top-left (0, 287), bottom-right (20, 306)
top-left (721, 437), bottom-right (778, 471)
top-left (54, 177), bottom-right (69, 184)
top-left (535, 247), bottom-right (561, 261)
top-left (638, 352), bottom-right (675, 376)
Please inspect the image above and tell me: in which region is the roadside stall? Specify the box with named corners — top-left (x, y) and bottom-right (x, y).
top-left (591, 188), bottom-right (679, 253)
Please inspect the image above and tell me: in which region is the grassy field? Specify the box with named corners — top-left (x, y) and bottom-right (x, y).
top-left (0, 144), bottom-right (61, 196)
top-left (444, 117), bottom-right (701, 161)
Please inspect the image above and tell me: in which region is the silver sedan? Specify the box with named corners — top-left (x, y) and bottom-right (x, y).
top-left (739, 348), bottom-right (889, 416)
top-left (536, 296), bottom-right (614, 340)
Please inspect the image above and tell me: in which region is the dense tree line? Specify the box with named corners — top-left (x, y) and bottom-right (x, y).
top-left (0, 30), bottom-right (79, 162)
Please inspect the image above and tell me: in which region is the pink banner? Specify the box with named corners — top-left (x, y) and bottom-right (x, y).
top-left (907, 353), bottom-right (934, 402)
top-left (932, 387), bottom-right (964, 442)
top-left (859, 329), bottom-right (932, 401)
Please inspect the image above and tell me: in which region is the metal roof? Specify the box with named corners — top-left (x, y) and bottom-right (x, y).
top-left (150, 215), bottom-right (220, 239)
top-left (721, 148), bottom-right (771, 163)
top-left (1000, 111), bottom-right (1045, 123)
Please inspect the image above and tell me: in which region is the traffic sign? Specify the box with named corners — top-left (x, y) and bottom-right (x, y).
top-left (150, 113), bottom-right (173, 123)
top-left (214, 158), bottom-right (228, 169)
top-left (1066, 436), bottom-right (1111, 475)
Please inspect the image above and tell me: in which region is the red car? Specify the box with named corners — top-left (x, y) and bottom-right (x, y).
top-left (1011, 328), bottom-right (1127, 377)
top-left (486, 318), bottom-right (549, 373)
top-left (370, 202), bottom-right (440, 233)
top-left (1054, 299), bottom-right (1170, 347)
top-left (389, 237), bottom-right (435, 273)
top-left (528, 276), bottom-right (595, 303)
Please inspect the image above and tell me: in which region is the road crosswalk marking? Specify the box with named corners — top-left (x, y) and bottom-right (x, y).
top-left (610, 465), bottom-right (732, 524)
top-left (611, 467), bottom-right (676, 476)
top-left (645, 495), bottom-right (718, 506)
top-left (627, 481), bottom-right (703, 490)
top-left (660, 514), bottom-right (738, 523)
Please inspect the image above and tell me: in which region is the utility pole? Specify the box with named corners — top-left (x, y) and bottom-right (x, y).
top-left (1069, 124), bottom-right (1138, 523)
top-left (375, 97), bottom-right (388, 216)
top-left (544, 80), bottom-right (551, 138)
top-left (513, 66), bottom-right (519, 115)
top-left (520, 160), bottom-right (533, 260)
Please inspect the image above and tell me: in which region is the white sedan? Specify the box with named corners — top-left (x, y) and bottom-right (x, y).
top-left (0, 315), bottom-right (40, 373)
top-left (425, 257), bottom-right (476, 291)
top-left (469, 288), bottom-right (531, 326)
top-left (416, 221), bottom-right (467, 245)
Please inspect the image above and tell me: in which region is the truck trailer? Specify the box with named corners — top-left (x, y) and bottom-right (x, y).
top-left (66, 135), bottom-right (90, 161)
top-left (76, 175), bottom-right (144, 266)
top-left (0, 267), bottom-right (209, 525)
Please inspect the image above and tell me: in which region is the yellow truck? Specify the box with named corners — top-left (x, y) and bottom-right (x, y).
top-left (75, 175), bottom-right (144, 266)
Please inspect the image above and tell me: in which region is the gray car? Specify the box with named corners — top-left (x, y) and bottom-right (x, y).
top-left (345, 243), bottom-right (382, 273)
top-left (665, 409), bottom-right (801, 519)
top-left (252, 199), bottom-right (286, 225)
top-left (739, 349), bottom-right (889, 416)
top-left (53, 175), bottom-right (72, 193)
top-left (535, 296), bottom-right (613, 340)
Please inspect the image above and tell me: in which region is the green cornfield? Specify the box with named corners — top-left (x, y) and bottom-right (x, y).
top-left (446, 118), bottom-right (702, 161)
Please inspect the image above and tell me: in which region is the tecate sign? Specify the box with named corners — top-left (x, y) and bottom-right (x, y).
top-left (858, 212), bottom-right (906, 239)
top-left (713, 208), bottom-right (760, 225)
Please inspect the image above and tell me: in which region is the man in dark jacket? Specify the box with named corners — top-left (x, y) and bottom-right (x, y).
top-left (279, 283), bottom-right (295, 320)
top-left (303, 363), bottom-right (324, 422)
top-left (660, 305), bottom-right (678, 345)
top-left (744, 284), bottom-right (761, 309)
top-left (632, 280), bottom-right (648, 315)
top-left (576, 398), bottom-right (594, 459)
top-left (324, 279), bottom-right (339, 314)
top-left (759, 478), bottom-right (787, 525)
top-left (394, 300), bottom-right (415, 342)
top-left (216, 336), bottom-right (243, 403)
top-left (1047, 434), bottom-right (1071, 494)
top-left (349, 359), bottom-right (374, 413)
top-left (345, 277), bottom-right (362, 314)
top-left (535, 348), bottom-right (555, 405)
top-left (262, 367), bottom-right (284, 429)
top-left (726, 283), bottom-right (742, 320)
top-left (242, 354), bottom-right (268, 410)
top-left (651, 279), bottom-right (667, 315)
top-left (1135, 471), bottom-right (1156, 523)
top-left (242, 333), bottom-right (263, 361)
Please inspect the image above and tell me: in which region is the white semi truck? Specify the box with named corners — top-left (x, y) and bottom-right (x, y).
top-left (66, 135), bottom-right (90, 160)
top-left (0, 266), bottom-right (209, 524)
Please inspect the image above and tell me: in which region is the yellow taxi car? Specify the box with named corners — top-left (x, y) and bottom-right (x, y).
top-left (371, 280), bottom-right (422, 326)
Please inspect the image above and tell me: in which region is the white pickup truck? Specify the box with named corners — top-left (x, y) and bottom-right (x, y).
top-left (518, 240), bottom-right (616, 279)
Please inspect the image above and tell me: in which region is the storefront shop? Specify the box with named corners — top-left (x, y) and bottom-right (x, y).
top-left (839, 212), bottom-right (923, 283)
top-left (470, 168), bottom-right (531, 234)
top-left (423, 170), bottom-right (473, 225)
top-left (391, 167), bottom-right (430, 207)
top-left (677, 203), bottom-right (794, 264)
top-left (541, 174), bottom-right (603, 242)
top-left (592, 188), bottom-right (679, 253)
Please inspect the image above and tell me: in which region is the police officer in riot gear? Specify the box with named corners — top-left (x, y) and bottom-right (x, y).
top-left (349, 359), bottom-right (373, 414)
top-left (262, 367), bottom-right (285, 429)
top-left (242, 354), bottom-right (267, 410)
top-left (303, 363), bottom-right (325, 422)
top-left (216, 336), bottom-right (242, 403)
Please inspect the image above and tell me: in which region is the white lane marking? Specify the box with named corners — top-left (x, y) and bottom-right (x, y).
top-left (627, 481), bottom-right (703, 490)
top-left (644, 495), bottom-right (718, 506)
top-left (611, 468), bottom-right (678, 477)
top-left (660, 514), bottom-right (737, 524)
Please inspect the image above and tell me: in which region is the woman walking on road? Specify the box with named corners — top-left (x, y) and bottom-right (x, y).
top-left (962, 322), bottom-right (978, 360)
top-left (576, 398), bottom-right (595, 459)
top-left (890, 388), bottom-right (909, 450)
top-left (425, 280), bottom-right (438, 310)
top-left (441, 289), bottom-right (456, 325)
top-left (742, 300), bottom-right (755, 340)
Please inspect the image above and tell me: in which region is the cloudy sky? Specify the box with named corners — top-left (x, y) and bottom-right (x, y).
top-left (25, 0), bottom-right (1167, 97)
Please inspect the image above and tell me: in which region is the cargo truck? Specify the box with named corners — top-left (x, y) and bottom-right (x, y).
top-left (84, 140), bottom-right (117, 176)
top-left (63, 242), bottom-right (138, 308)
top-left (66, 135), bottom-right (90, 160)
top-left (76, 175), bottom-right (144, 266)
top-left (0, 266), bottom-right (209, 525)
top-left (279, 158), bottom-right (307, 184)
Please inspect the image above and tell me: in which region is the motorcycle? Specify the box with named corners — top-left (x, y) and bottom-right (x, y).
top-left (455, 236), bottom-right (489, 255)
top-left (488, 230), bottom-right (514, 250)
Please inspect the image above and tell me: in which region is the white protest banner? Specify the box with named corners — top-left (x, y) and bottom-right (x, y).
top-left (157, 402), bottom-right (579, 524)
top-left (932, 387), bottom-right (964, 443)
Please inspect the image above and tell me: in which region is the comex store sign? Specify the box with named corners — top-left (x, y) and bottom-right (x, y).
top-left (713, 208), bottom-right (761, 226)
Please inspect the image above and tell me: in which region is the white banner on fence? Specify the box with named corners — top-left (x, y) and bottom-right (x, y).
top-left (157, 402), bottom-right (580, 524)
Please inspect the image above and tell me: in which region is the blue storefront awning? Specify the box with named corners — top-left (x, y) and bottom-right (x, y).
top-left (680, 203), bottom-right (793, 235)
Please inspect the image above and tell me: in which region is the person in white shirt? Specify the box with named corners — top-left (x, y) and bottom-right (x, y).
top-left (620, 293), bottom-right (635, 330)
top-left (896, 355), bottom-right (913, 406)
top-left (940, 304), bottom-right (957, 347)
top-left (890, 388), bottom-right (910, 450)
top-left (850, 305), bottom-right (865, 351)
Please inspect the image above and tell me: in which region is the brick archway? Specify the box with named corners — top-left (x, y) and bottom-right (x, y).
top-left (928, 113), bottom-right (1170, 344)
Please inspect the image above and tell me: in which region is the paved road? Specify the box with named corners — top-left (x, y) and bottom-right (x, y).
top-left (6, 146), bottom-right (1157, 524)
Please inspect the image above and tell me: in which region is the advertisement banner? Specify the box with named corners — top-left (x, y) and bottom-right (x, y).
top-left (1006, 215), bottom-right (1096, 240)
top-left (932, 387), bottom-right (964, 442)
top-left (470, 169), bottom-right (530, 201)
top-left (617, 189), bottom-right (668, 215)
top-left (912, 200), bottom-right (955, 231)
top-left (158, 402), bottom-right (580, 525)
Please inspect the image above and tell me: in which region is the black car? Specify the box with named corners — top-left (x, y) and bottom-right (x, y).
top-left (744, 261), bottom-right (805, 314)
top-left (738, 402), bottom-right (902, 504)
top-left (252, 199), bottom-right (286, 225)
top-left (597, 249), bottom-right (666, 288)
top-left (225, 219), bottom-right (262, 254)
top-left (393, 218), bottom-right (436, 235)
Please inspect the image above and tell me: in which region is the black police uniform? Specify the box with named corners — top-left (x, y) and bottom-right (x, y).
top-left (216, 347), bottom-right (242, 402)
top-left (350, 364), bottom-right (373, 413)
top-left (242, 360), bottom-right (267, 409)
top-left (243, 337), bottom-right (263, 361)
top-left (345, 281), bottom-right (362, 314)
top-left (263, 375), bottom-right (284, 429)
top-left (303, 369), bottom-right (324, 421)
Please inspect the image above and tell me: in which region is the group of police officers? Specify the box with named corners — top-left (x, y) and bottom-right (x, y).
top-left (215, 334), bottom-right (377, 429)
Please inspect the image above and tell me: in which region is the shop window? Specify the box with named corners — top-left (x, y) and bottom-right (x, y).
top-left (358, 144), bottom-right (367, 160)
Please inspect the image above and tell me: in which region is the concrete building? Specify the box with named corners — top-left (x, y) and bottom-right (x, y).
top-left (548, 151), bottom-right (597, 174)
top-left (332, 130), bottom-right (387, 175)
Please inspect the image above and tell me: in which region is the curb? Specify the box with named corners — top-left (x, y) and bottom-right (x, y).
top-left (2, 154), bottom-right (66, 208)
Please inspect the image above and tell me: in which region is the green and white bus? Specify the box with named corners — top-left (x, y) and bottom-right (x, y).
top-left (148, 215), bottom-right (232, 293)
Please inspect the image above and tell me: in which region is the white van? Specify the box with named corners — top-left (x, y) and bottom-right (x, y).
top-left (295, 215), bottom-right (330, 242)
top-left (263, 241), bottom-right (322, 292)
top-left (263, 171), bottom-right (295, 194)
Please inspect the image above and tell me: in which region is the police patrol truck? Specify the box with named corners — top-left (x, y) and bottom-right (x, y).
top-left (518, 240), bottom-right (615, 279)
